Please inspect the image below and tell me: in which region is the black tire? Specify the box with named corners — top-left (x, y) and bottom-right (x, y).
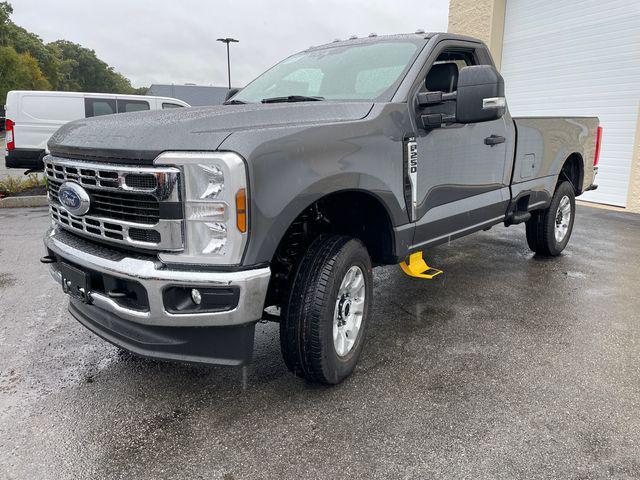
top-left (525, 181), bottom-right (576, 256)
top-left (280, 234), bottom-right (373, 384)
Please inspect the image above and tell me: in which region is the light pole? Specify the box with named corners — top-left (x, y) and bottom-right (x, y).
top-left (216, 37), bottom-right (239, 89)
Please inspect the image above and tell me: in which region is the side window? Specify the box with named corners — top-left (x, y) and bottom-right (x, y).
top-left (162, 103), bottom-right (184, 109)
top-left (424, 50), bottom-right (476, 93)
top-left (117, 99), bottom-right (150, 113)
top-left (84, 98), bottom-right (116, 118)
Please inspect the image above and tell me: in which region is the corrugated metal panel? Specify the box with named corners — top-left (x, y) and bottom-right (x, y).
top-left (501, 0), bottom-right (640, 207)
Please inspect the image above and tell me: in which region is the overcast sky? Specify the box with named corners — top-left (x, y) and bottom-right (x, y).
top-left (11, 0), bottom-right (449, 88)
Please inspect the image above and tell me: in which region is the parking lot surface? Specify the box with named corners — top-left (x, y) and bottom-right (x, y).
top-left (1, 205), bottom-right (639, 479)
top-left (0, 134), bottom-right (29, 180)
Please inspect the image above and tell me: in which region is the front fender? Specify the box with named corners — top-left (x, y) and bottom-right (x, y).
top-left (251, 175), bottom-right (404, 265)
top-left (218, 106), bottom-right (411, 265)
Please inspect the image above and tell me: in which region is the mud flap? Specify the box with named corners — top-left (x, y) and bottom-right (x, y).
top-left (399, 251), bottom-right (443, 279)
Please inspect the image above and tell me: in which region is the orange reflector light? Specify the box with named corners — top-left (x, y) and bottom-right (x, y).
top-left (236, 188), bottom-right (247, 233)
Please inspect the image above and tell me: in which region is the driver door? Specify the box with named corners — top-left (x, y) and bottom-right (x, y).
top-left (410, 42), bottom-right (514, 249)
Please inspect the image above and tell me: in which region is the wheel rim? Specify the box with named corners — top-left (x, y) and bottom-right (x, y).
top-left (555, 195), bottom-right (572, 243)
top-left (333, 265), bottom-right (366, 357)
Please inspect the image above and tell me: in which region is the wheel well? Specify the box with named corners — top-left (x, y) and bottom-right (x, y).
top-left (265, 191), bottom-right (395, 308)
top-left (559, 153), bottom-right (584, 194)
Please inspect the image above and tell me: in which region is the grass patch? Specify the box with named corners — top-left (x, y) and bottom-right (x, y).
top-left (0, 174), bottom-right (47, 197)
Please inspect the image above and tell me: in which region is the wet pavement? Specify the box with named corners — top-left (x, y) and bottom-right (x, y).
top-left (1, 135), bottom-right (29, 180)
top-left (1, 205), bottom-right (639, 479)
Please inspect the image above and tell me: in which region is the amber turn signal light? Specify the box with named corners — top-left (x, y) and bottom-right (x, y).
top-left (236, 188), bottom-right (247, 233)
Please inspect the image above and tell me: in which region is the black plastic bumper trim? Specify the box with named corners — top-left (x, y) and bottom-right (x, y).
top-left (69, 299), bottom-right (256, 366)
top-left (5, 148), bottom-right (45, 169)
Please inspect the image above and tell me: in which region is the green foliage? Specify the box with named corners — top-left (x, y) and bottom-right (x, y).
top-left (0, 45), bottom-right (51, 102)
top-left (0, 1), bottom-right (146, 103)
top-left (47, 40), bottom-right (135, 93)
top-left (0, 2), bottom-right (13, 44)
top-left (0, 173), bottom-right (45, 196)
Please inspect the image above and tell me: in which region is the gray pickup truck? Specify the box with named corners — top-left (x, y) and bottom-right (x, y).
top-left (42, 32), bottom-right (601, 384)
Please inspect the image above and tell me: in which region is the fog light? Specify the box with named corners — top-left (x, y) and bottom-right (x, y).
top-left (191, 288), bottom-right (202, 305)
top-left (163, 286), bottom-right (241, 314)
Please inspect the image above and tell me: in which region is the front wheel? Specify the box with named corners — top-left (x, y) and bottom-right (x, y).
top-left (525, 180), bottom-right (576, 256)
top-left (280, 235), bottom-right (373, 384)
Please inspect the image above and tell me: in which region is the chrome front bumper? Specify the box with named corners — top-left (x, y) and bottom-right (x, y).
top-left (44, 227), bottom-right (271, 328)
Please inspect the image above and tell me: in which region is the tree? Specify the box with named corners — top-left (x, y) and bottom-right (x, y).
top-left (0, 1), bottom-right (145, 96)
top-left (47, 40), bottom-right (136, 93)
top-left (0, 46), bottom-right (51, 103)
top-left (0, 2), bottom-right (12, 46)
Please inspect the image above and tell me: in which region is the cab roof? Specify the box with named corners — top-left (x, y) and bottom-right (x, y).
top-left (307, 32), bottom-right (482, 52)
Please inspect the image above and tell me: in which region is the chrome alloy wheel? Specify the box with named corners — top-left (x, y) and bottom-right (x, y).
top-left (555, 195), bottom-right (572, 242)
top-left (333, 265), bottom-right (366, 357)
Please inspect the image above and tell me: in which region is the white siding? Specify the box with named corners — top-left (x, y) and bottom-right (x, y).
top-left (501, 0), bottom-right (640, 207)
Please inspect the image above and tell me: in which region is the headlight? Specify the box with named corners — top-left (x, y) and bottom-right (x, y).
top-left (154, 151), bottom-right (248, 265)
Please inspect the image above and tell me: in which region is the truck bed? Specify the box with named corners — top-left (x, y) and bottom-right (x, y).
top-left (511, 116), bottom-right (599, 209)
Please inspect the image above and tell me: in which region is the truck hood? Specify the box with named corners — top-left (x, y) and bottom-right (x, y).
top-left (48, 102), bottom-right (374, 164)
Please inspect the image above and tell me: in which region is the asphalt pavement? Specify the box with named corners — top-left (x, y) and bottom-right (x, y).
top-left (1, 205), bottom-right (639, 479)
top-left (0, 133), bottom-right (29, 180)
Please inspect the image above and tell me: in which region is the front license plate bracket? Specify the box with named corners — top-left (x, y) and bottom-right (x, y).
top-left (60, 262), bottom-right (92, 304)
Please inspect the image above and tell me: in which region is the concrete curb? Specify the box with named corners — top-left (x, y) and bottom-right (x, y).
top-left (0, 195), bottom-right (48, 208)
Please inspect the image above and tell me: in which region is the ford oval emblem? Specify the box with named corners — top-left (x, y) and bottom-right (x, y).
top-left (58, 182), bottom-right (90, 216)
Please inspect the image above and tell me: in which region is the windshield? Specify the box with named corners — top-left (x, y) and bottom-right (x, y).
top-left (233, 41), bottom-right (420, 103)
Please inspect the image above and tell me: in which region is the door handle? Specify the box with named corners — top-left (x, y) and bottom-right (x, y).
top-left (484, 134), bottom-right (506, 146)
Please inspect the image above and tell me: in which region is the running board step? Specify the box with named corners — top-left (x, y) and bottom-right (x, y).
top-left (399, 252), bottom-right (443, 279)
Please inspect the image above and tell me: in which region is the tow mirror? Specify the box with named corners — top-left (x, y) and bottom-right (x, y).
top-left (455, 65), bottom-right (506, 123)
top-left (417, 90), bottom-right (456, 129)
top-left (417, 91), bottom-right (455, 107)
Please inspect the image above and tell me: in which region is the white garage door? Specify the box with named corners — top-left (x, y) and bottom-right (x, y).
top-left (500, 0), bottom-right (640, 207)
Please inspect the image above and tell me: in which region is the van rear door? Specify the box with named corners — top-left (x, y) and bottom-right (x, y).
top-left (16, 92), bottom-right (84, 151)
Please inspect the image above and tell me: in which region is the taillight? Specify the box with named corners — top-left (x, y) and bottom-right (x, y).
top-left (594, 125), bottom-right (603, 167)
top-left (5, 119), bottom-right (15, 151)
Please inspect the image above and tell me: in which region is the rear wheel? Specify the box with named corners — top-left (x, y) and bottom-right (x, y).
top-left (280, 234), bottom-right (373, 384)
top-left (525, 180), bottom-right (576, 256)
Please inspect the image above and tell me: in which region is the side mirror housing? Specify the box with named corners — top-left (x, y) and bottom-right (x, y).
top-left (456, 65), bottom-right (506, 123)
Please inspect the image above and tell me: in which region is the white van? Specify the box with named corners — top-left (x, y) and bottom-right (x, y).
top-left (3, 90), bottom-right (190, 170)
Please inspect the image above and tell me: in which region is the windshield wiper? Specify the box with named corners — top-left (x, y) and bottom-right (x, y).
top-left (261, 95), bottom-right (325, 104)
top-left (223, 99), bottom-right (247, 105)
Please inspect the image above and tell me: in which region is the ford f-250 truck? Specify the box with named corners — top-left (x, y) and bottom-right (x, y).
top-left (41, 33), bottom-right (601, 384)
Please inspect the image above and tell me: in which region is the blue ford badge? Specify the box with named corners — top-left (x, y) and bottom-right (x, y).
top-left (58, 182), bottom-right (90, 216)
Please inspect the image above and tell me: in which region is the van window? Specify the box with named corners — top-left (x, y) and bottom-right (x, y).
top-left (117, 99), bottom-right (150, 113)
top-left (162, 103), bottom-right (184, 109)
top-left (85, 98), bottom-right (116, 118)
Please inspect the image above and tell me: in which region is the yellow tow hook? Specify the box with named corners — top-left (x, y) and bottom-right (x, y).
top-left (399, 251), bottom-right (443, 279)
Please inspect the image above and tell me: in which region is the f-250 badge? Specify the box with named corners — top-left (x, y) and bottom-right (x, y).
top-left (406, 138), bottom-right (418, 221)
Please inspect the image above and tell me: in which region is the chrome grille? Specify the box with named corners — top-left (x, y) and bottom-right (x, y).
top-left (124, 174), bottom-right (157, 190)
top-left (44, 155), bottom-right (183, 251)
top-left (48, 179), bottom-right (160, 224)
